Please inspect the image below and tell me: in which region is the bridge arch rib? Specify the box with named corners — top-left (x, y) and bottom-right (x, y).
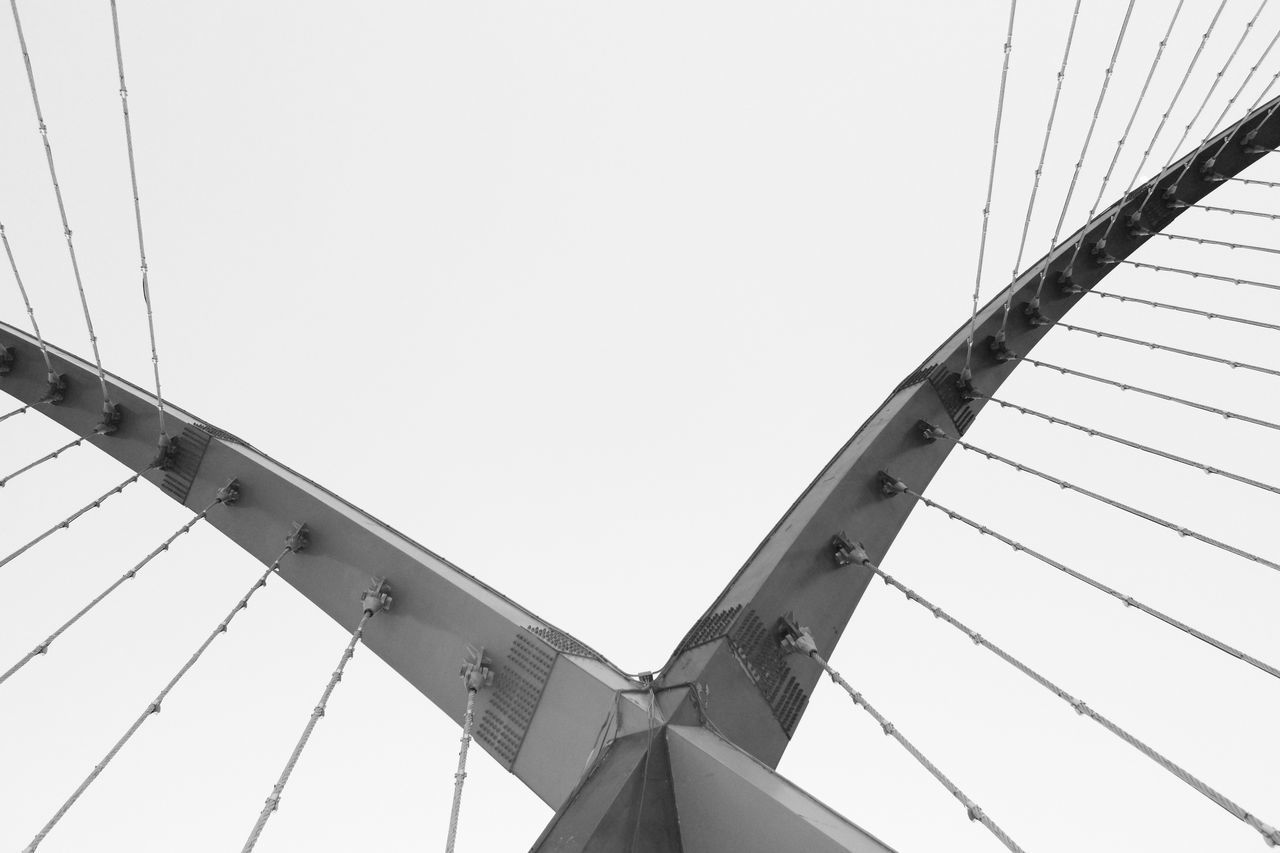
top-left (1, 89), bottom-right (1277, 848)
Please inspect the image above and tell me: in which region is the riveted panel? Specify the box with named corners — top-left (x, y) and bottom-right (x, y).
top-left (675, 604), bottom-right (742, 656)
top-left (527, 625), bottom-right (603, 660)
top-left (475, 632), bottom-right (556, 766)
top-left (160, 425), bottom-right (211, 504)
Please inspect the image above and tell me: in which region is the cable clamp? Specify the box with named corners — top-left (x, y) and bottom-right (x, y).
top-left (216, 478), bottom-right (241, 505)
top-left (1069, 698), bottom-right (1088, 716)
top-left (360, 577), bottom-right (393, 615)
top-left (965, 801), bottom-right (986, 823)
top-left (878, 471), bottom-right (908, 497)
top-left (459, 646), bottom-right (494, 693)
top-left (0, 345), bottom-right (13, 376)
top-left (95, 403), bottom-right (123, 436)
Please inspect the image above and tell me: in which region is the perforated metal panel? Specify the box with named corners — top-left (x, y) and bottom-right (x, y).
top-left (476, 632), bottom-right (556, 766)
top-left (727, 610), bottom-right (809, 738)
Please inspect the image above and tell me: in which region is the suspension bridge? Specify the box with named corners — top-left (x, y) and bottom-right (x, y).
top-left (1, 2), bottom-right (1278, 851)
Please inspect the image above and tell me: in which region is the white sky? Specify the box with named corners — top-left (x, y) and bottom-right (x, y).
top-left (0, 1), bottom-right (1278, 851)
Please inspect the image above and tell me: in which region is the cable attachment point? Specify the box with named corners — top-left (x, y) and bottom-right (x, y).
top-left (285, 522), bottom-right (310, 553)
top-left (0, 345), bottom-right (14, 376)
top-left (917, 420), bottom-right (947, 443)
top-left (216, 478), bottom-right (241, 505)
top-left (956, 369), bottom-right (977, 402)
top-left (1162, 185), bottom-right (1188, 209)
top-left (39, 373), bottom-right (67, 405)
top-left (878, 471), bottom-right (908, 497)
top-left (1058, 269), bottom-right (1082, 295)
top-left (1022, 298), bottom-right (1049, 328)
top-left (1199, 159), bottom-right (1226, 183)
top-left (777, 615), bottom-right (818, 658)
top-left (360, 577), bottom-right (392, 615)
top-left (831, 532), bottom-right (869, 568)
top-left (1125, 210), bottom-right (1151, 237)
top-left (94, 403), bottom-right (123, 436)
top-left (459, 646), bottom-right (493, 693)
top-left (987, 332), bottom-right (1014, 363)
top-left (151, 433), bottom-right (180, 470)
top-left (1090, 240), bottom-right (1117, 266)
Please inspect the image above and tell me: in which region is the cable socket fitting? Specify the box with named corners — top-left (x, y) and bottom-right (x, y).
top-left (830, 532), bottom-right (869, 568)
top-left (878, 471), bottom-right (908, 497)
top-left (1022, 299), bottom-right (1049, 327)
top-left (152, 433), bottom-right (179, 471)
top-left (778, 616), bottom-right (818, 658)
top-left (459, 646), bottom-right (493, 693)
top-left (0, 345), bottom-right (14, 376)
top-left (285, 522), bottom-right (310, 552)
top-left (39, 373), bottom-right (67, 405)
top-left (918, 420), bottom-right (947, 443)
top-left (216, 478), bottom-right (241, 505)
top-left (95, 403), bottom-right (123, 436)
top-left (361, 577), bottom-right (393, 615)
top-left (1125, 210), bottom-right (1151, 237)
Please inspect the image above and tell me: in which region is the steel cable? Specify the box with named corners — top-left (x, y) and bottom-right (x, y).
top-left (0, 435), bottom-right (86, 488)
top-left (803, 643), bottom-right (1026, 853)
top-left (22, 546), bottom-right (295, 852)
top-left (108, 0), bottom-right (167, 436)
top-left (1057, 321), bottom-right (1280, 378)
top-left (840, 525), bottom-right (1280, 847)
top-left (1030, 0), bottom-right (1137, 305)
top-left (927, 426), bottom-right (1280, 574)
top-left (0, 224), bottom-right (55, 381)
top-left (1122, 259), bottom-right (1280, 293)
top-left (1190, 202), bottom-right (1280, 219)
top-left (0, 404), bottom-right (30, 425)
top-left (8, 0), bottom-right (112, 410)
top-left (1085, 288), bottom-right (1280, 332)
top-left (0, 472), bottom-right (143, 571)
top-left (0, 496), bottom-right (225, 686)
top-left (1229, 175), bottom-right (1280, 187)
top-left (963, 0), bottom-right (1017, 379)
top-left (1147, 231), bottom-right (1280, 255)
top-left (995, 0), bottom-right (1083, 338)
top-left (978, 394), bottom-right (1280, 499)
top-left (1016, 355), bottom-right (1280, 433)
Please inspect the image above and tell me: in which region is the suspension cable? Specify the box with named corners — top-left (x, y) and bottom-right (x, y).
top-left (1058, 321), bottom-right (1280, 379)
top-left (22, 540), bottom-right (297, 853)
top-left (1099, 0), bottom-right (1219, 247)
top-left (1030, 0), bottom-right (1137, 305)
top-left (1198, 26), bottom-right (1280, 174)
top-left (1147, 231), bottom-right (1280, 255)
top-left (1085, 289), bottom-right (1280, 333)
top-left (923, 422), bottom-right (1280, 573)
top-left (0, 490), bottom-right (232, 686)
top-left (1122, 258), bottom-right (1280, 293)
top-left (0, 472), bottom-right (144, 571)
top-left (1064, 0), bottom-right (1175, 271)
top-left (8, 0), bottom-right (112, 412)
top-left (1229, 175), bottom-right (1280, 187)
top-left (995, 0), bottom-right (1083, 339)
top-left (785, 630), bottom-right (1025, 853)
top-left (447, 654), bottom-right (493, 853)
top-left (0, 403), bottom-right (29, 424)
top-left (0, 434), bottom-right (87, 488)
top-left (892, 484), bottom-right (1280, 682)
top-left (1017, 355), bottom-right (1280, 432)
top-left (832, 521), bottom-right (1280, 848)
top-left (1190, 202), bottom-right (1280, 219)
top-left (108, 0), bottom-right (167, 437)
top-left (1151, 2), bottom-right (1277, 214)
top-left (962, 0), bottom-right (1017, 380)
top-left (240, 579), bottom-right (392, 853)
top-left (978, 394), bottom-right (1280, 499)
top-left (0, 223), bottom-right (54, 381)
top-left (1132, 0), bottom-right (1262, 222)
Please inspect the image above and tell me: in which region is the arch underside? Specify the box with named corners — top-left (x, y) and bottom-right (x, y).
top-left (2, 92), bottom-right (1277, 843)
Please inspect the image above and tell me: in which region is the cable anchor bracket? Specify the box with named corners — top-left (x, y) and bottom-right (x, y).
top-left (38, 373), bottom-right (67, 406)
top-left (285, 522), bottom-right (310, 553)
top-left (151, 432), bottom-right (180, 471)
top-left (360, 577), bottom-right (393, 616)
top-left (459, 647), bottom-right (493, 694)
top-left (94, 403), bottom-right (123, 436)
top-left (831, 532), bottom-right (870, 568)
top-left (215, 478), bottom-right (241, 505)
top-left (878, 471), bottom-right (908, 497)
top-left (0, 345), bottom-right (14, 376)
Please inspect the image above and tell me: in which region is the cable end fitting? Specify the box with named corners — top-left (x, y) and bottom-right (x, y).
top-left (1090, 240), bottom-right (1117, 266)
top-left (830, 532), bottom-right (870, 568)
top-left (878, 471), bottom-right (907, 497)
top-left (285, 522), bottom-right (310, 553)
top-left (459, 646), bottom-right (493, 693)
top-left (216, 478), bottom-right (241, 505)
top-left (152, 433), bottom-right (180, 471)
top-left (38, 373), bottom-right (67, 406)
top-left (94, 403), bottom-right (123, 436)
top-left (1022, 299), bottom-right (1049, 327)
top-left (1058, 268), bottom-right (1082, 295)
top-left (987, 333), bottom-right (1014, 363)
top-left (917, 419), bottom-right (947, 443)
top-left (361, 577), bottom-right (392, 615)
top-left (0, 345), bottom-right (14, 376)
top-left (777, 614), bottom-right (818, 658)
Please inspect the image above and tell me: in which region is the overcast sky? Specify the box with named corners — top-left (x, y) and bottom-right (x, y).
top-left (1, 1), bottom-right (1278, 851)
